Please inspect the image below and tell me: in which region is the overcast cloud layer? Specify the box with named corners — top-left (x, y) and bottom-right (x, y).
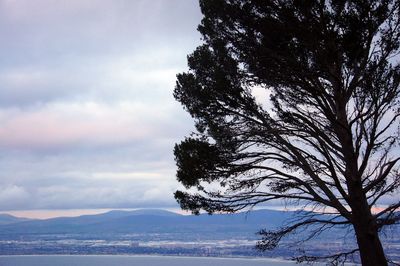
top-left (0, 0), bottom-right (202, 211)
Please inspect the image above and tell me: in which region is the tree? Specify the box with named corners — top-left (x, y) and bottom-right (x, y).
top-left (173, 0), bottom-right (399, 265)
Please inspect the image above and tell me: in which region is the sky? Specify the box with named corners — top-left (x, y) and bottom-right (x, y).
top-left (0, 0), bottom-right (203, 218)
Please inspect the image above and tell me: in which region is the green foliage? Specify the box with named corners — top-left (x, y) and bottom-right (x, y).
top-left (174, 138), bottom-right (227, 188)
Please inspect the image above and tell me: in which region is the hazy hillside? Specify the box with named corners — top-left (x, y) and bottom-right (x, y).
top-left (0, 214), bottom-right (31, 225)
top-left (0, 209), bottom-right (293, 236)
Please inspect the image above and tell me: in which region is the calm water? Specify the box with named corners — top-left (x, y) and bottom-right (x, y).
top-left (0, 255), bottom-right (296, 266)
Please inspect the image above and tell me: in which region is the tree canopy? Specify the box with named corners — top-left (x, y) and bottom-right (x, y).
top-left (173, 0), bottom-right (400, 265)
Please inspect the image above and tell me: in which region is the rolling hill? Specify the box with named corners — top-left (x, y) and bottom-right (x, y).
top-left (0, 209), bottom-right (293, 236)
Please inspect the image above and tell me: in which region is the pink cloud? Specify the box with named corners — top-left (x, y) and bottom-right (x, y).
top-left (0, 101), bottom-right (183, 149)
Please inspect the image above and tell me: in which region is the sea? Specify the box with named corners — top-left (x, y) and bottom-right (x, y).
top-left (0, 255), bottom-right (297, 266)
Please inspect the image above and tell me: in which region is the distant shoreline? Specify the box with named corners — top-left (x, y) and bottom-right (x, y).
top-left (0, 254), bottom-right (300, 266)
top-left (0, 254), bottom-right (290, 262)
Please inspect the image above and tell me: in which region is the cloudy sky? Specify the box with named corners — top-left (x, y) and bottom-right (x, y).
top-left (0, 0), bottom-right (202, 217)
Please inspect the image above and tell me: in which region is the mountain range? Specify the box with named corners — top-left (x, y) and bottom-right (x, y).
top-left (0, 209), bottom-right (295, 237)
top-left (0, 209), bottom-right (397, 243)
top-left (0, 214), bottom-right (31, 225)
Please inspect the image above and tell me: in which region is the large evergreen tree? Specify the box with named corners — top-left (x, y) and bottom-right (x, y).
top-left (174, 0), bottom-right (400, 265)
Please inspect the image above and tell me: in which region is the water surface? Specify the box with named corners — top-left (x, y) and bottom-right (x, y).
top-left (0, 255), bottom-right (296, 266)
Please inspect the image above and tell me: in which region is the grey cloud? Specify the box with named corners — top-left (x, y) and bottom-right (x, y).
top-left (0, 0), bottom-right (201, 57)
top-left (0, 123), bottom-right (189, 211)
top-left (0, 0), bottom-right (200, 211)
top-left (0, 0), bottom-right (202, 107)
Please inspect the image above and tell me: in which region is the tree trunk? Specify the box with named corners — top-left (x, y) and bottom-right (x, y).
top-left (334, 104), bottom-right (388, 265)
top-left (350, 186), bottom-right (388, 266)
top-left (353, 219), bottom-right (387, 266)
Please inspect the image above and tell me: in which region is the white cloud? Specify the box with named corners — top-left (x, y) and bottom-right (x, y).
top-left (0, 185), bottom-right (30, 209)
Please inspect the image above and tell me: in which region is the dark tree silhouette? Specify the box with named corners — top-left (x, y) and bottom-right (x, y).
top-left (173, 0), bottom-right (400, 265)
